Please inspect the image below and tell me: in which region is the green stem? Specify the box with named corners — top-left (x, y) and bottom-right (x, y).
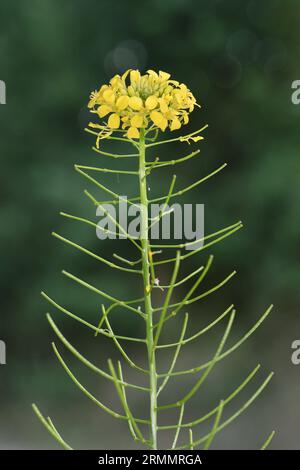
top-left (139, 128), bottom-right (157, 449)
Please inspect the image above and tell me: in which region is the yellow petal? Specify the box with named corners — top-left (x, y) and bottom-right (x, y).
top-left (131, 114), bottom-right (144, 128)
top-left (191, 136), bottom-right (204, 142)
top-left (97, 105), bottom-right (111, 117)
top-left (127, 85), bottom-right (135, 97)
top-left (159, 98), bottom-right (169, 114)
top-left (130, 70), bottom-right (141, 84)
top-left (183, 113), bottom-right (189, 124)
top-left (147, 70), bottom-right (159, 79)
top-left (145, 96), bottom-right (158, 110)
top-left (108, 113), bottom-right (120, 129)
top-left (122, 69), bottom-right (131, 81)
top-left (150, 111), bottom-right (168, 131)
top-left (99, 84), bottom-right (108, 95)
top-left (103, 89), bottom-right (115, 104)
top-left (129, 96), bottom-right (143, 110)
top-left (159, 71), bottom-right (171, 80)
top-left (116, 95), bottom-right (129, 111)
top-left (110, 75), bottom-right (120, 87)
top-left (170, 118), bottom-right (181, 131)
top-left (127, 127), bottom-right (140, 139)
top-left (88, 122), bottom-right (104, 129)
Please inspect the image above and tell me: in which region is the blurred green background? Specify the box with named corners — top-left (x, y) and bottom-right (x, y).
top-left (0, 0), bottom-right (300, 450)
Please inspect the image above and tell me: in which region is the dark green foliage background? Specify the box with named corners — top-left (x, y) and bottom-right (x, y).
top-left (0, 0), bottom-right (299, 449)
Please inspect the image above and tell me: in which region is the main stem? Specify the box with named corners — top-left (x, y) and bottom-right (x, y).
top-left (139, 128), bottom-right (157, 449)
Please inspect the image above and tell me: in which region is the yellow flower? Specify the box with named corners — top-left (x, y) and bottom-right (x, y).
top-left (116, 95), bottom-right (129, 111)
top-left (97, 105), bottom-right (111, 118)
top-left (103, 89), bottom-right (115, 104)
top-left (87, 69), bottom-right (198, 140)
top-left (129, 96), bottom-right (143, 111)
top-left (170, 117), bottom-right (181, 131)
top-left (150, 111), bottom-right (168, 131)
top-left (145, 96), bottom-right (158, 110)
top-left (108, 113), bottom-right (120, 129)
top-left (127, 127), bottom-right (140, 139)
top-left (131, 114), bottom-right (144, 128)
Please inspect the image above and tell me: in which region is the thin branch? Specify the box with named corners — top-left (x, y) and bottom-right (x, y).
top-left (75, 164), bottom-right (138, 175)
top-left (94, 201), bottom-right (142, 251)
top-left (154, 265), bottom-right (204, 290)
top-left (261, 430), bottom-right (276, 450)
top-left (102, 305), bottom-right (149, 374)
top-left (153, 223), bottom-right (243, 265)
top-left (171, 404), bottom-right (185, 450)
top-left (84, 189), bottom-right (139, 208)
top-left (157, 304), bottom-right (234, 350)
top-left (153, 251), bottom-right (181, 348)
top-left (42, 291), bottom-right (145, 343)
top-left (106, 134), bottom-right (139, 148)
top-left (113, 253), bottom-right (142, 266)
top-left (203, 400), bottom-right (224, 449)
top-left (52, 232), bottom-right (142, 274)
top-left (85, 127), bottom-right (139, 148)
top-left (116, 362), bottom-right (152, 447)
top-left (62, 270), bottom-right (146, 319)
top-left (189, 429), bottom-right (194, 450)
top-left (51, 342), bottom-right (128, 421)
top-left (47, 314), bottom-right (149, 392)
top-left (145, 124), bottom-right (208, 148)
top-left (117, 362), bottom-right (137, 441)
top-left (95, 300), bottom-right (110, 331)
top-left (94, 298), bottom-right (144, 335)
top-left (108, 360), bottom-right (146, 444)
top-left (75, 165), bottom-right (126, 201)
top-left (148, 175), bottom-right (177, 230)
top-left (60, 210), bottom-right (119, 239)
top-left (145, 157), bottom-right (160, 175)
top-left (145, 124), bottom-right (159, 139)
top-left (75, 165), bottom-right (140, 211)
top-left (157, 305), bottom-right (273, 378)
top-left (118, 362), bottom-right (138, 442)
top-left (154, 255), bottom-right (214, 316)
top-left (46, 416), bottom-right (68, 446)
top-left (149, 163), bottom-right (227, 204)
top-left (174, 372), bottom-right (274, 450)
top-left (32, 404), bottom-right (73, 450)
top-left (157, 313), bottom-right (189, 396)
top-left (150, 221), bottom-right (242, 249)
top-left (146, 149), bottom-right (201, 170)
top-left (158, 310), bottom-right (235, 409)
top-left (158, 364), bottom-right (261, 430)
top-left (154, 270), bottom-right (236, 314)
top-left (92, 146), bottom-right (139, 158)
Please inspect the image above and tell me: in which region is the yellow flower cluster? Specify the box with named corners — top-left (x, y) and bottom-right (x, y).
top-left (87, 69), bottom-right (198, 140)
